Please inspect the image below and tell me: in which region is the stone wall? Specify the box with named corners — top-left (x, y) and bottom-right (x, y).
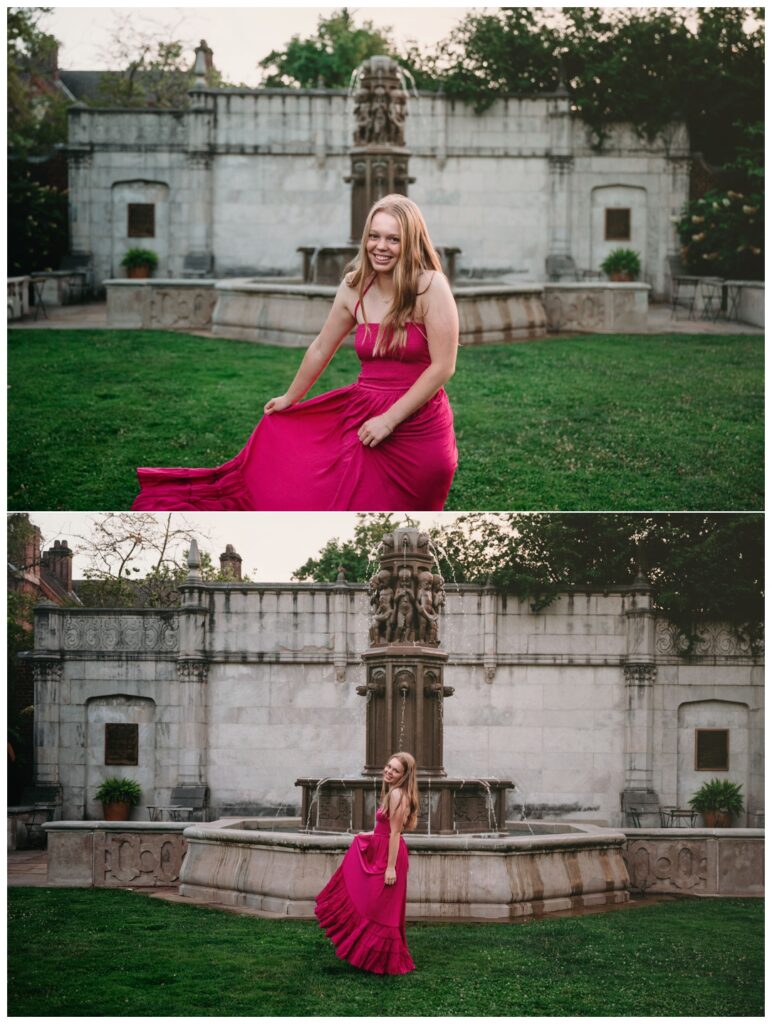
top-left (67, 88), bottom-right (689, 296)
top-left (30, 580), bottom-right (762, 827)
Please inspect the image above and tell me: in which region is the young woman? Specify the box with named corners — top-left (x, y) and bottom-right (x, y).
top-left (314, 751), bottom-right (419, 975)
top-left (131, 195), bottom-right (459, 511)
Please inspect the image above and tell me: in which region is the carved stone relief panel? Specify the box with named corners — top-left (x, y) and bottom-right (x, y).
top-left (624, 839), bottom-right (709, 894)
top-left (96, 831), bottom-right (187, 886)
top-left (63, 615), bottom-right (179, 652)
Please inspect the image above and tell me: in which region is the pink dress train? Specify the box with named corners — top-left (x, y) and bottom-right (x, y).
top-left (131, 323), bottom-right (457, 511)
top-left (314, 808), bottom-right (415, 975)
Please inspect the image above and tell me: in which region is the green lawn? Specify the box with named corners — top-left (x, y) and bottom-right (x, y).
top-left (7, 329), bottom-right (763, 510)
top-left (8, 889), bottom-right (764, 1016)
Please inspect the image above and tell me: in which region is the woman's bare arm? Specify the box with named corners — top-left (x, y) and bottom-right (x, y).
top-left (264, 283), bottom-right (357, 413)
top-left (384, 787), bottom-right (407, 885)
top-left (357, 272), bottom-right (458, 446)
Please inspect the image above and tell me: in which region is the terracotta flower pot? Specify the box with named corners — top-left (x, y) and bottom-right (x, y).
top-left (609, 271), bottom-right (633, 282)
top-left (102, 800), bottom-right (132, 821)
top-left (703, 809), bottom-right (732, 828)
top-left (127, 265), bottom-right (151, 279)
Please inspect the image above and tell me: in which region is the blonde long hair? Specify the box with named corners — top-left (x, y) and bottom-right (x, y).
top-left (379, 750), bottom-right (420, 831)
top-left (346, 194), bottom-right (443, 355)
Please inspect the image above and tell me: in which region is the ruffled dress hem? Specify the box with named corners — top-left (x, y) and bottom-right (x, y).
top-left (315, 868), bottom-right (415, 976)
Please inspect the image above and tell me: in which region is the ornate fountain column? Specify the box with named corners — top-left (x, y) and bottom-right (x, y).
top-left (358, 528), bottom-right (453, 778)
top-left (346, 56), bottom-right (414, 242)
top-left (296, 528), bottom-right (513, 834)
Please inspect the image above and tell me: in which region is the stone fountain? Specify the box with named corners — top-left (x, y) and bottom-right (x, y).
top-left (177, 528), bottom-right (629, 919)
top-left (211, 56), bottom-right (547, 344)
top-left (296, 528), bottom-right (512, 834)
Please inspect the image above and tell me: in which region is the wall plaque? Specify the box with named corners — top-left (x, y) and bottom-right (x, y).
top-left (105, 723), bottom-right (139, 765)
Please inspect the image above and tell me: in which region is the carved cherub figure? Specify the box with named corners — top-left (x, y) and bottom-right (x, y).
top-left (430, 574), bottom-right (446, 645)
top-left (416, 571), bottom-right (438, 644)
top-left (368, 569), bottom-right (394, 646)
top-left (391, 566), bottom-right (415, 642)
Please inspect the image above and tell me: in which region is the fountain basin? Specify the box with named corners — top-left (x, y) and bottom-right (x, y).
top-left (296, 776), bottom-right (513, 835)
top-left (178, 818), bottom-right (629, 921)
top-left (211, 279), bottom-right (547, 346)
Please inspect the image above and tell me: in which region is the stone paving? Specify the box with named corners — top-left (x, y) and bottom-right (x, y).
top-left (8, 301), bottom-right (763, 336)
top-left (7, 849), bottom-right (50, 887)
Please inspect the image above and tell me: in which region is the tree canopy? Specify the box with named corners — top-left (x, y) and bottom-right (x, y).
top-left (293, 513), bottom-right (763, 652)
top-left (259, 9), bottom-right (395, 89)
top-left (261, 7), bottom-right (763, 165)
top-left (7, 6), bottom-right (68, 158)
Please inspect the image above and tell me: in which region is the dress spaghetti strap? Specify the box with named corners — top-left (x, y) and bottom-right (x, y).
top-left (353, 275), bottom-right (377, 323)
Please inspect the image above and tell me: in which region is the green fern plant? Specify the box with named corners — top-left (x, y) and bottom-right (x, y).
top-left (94, 777), bottom-right (142, 806)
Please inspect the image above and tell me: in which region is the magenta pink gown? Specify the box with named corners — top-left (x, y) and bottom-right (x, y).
top-left (315, 808), bottom-right (415, 975)
top-left (131, 322), bottom-right (457, 511)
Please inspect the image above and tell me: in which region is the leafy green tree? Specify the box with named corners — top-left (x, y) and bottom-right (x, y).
top-left (8, 514), bottom-right (45, 800)
top-left (407, 7), bottom-right (764, 163)
top-left (676, 187), bottom-right (763, 279)
top-left (8, 173), bottom-right (69, 275)
top-left (7, 6), bottom-right (68, 158)
top-left (7, 8), bottom-right (70, 275)
top-left (432, 513), bottom-right (763, 652)
top-left (293, 513), bottom-right (416, 582)
top-left (296, 514), bottom-right (763, 652)
top-left (259, 9), bottom-right (395, 89)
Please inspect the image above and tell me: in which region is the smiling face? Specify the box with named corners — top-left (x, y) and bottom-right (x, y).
top-left (367, 211), bottom-right (401, 275)
top-left (383, 756), bottom-right (405, 787)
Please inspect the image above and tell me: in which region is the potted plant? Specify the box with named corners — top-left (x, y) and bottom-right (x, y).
top-left (600, 248), bottom-right (641, 281)
top-left (688, 778), bottom-right (744, 828)
top-left (121, 248), bottom-right (159, 279)
top-left (95, 777), bottom-right (142, 821)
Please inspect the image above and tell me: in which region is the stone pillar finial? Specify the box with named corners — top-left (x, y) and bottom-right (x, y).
top-left (192, 40), bottom-right (212, 87)
top-left (187, 539), bottom-right (202, 582)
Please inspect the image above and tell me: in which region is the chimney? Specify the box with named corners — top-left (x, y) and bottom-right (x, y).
top-left (42, 539), bottom-right (73, 592)
top-left (219, 543), bottom-right (242, 580)
top-left (26, 525), bottom-right (42, 574)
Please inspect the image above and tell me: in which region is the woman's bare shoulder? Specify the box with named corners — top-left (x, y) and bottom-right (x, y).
top-left (417, 268), bottom-right (450, 293)
top-left (336, 276), bottom-right (360, 317)
top-left (388, 786), bottom-right (403, 807)
top-left (417, 269), bottom-right (454, 317)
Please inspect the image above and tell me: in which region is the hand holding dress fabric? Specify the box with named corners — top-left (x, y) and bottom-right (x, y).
top-left (358, 414), bottom-right (394, 447)
top-left (132, 275), bottom-right (458, 512)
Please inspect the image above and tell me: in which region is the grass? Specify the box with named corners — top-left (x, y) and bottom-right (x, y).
top-left (7, 889), bottom-right (764, 1016)
top-left (7, 329), bottom-right (763, 510)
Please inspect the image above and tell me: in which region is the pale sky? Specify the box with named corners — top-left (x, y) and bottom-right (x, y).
top-left (26, 511), bottom-right (466, 580)
top-left (42, 4), bottom-right (481, 86)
